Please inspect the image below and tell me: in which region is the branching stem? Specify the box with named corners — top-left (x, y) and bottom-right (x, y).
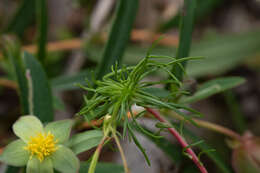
top-left (146, 108), bottom-right (208, 173)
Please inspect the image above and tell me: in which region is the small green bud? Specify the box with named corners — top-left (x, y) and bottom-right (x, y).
top-left (232, 132), bottom-right (260, 173)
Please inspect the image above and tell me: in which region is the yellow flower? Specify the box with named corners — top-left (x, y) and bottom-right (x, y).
top-left (0, 116), bottom-right (79, 173)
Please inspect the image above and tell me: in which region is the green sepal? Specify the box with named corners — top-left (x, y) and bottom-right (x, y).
top-left (13, 115), bottom-right (43, 142)
top-left (0, 139), bottom-right (29, 166)
top-left (66, 130), bottom-right (103, 154)
top-left (51, 145), bottom-right (80, 173)
top-left (44, 119), bottom-right (73, 144)
top-left (26, 156), bottom-right (53, 173)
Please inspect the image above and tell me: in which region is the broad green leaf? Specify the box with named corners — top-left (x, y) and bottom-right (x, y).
top-left (51, 70), bottom-right (92, 91)
top-left (26, 156), bottom-right (53, 173)
top-left (36, 0), bottom-right (48, 62)
top-left (66, 130), bottom-right (103, 154)
top-left (13, 115), bottom-right (43, 142)
top-left (51, 145), bottom-right (80, 173)
top-left (96, 0), bottom-right (139, 79)
top-left (23, 52), bottom-right (54, 122)
top-left (0, 139), bottom-right (29, 166)
top-left (79, 162), bottom-right (124, 173)
top-left (180, 77), bottom-right (245, 104)
top-left (172, 0), bottom-right (196, 80)
top-left (4, 0), bottom-right (35, 36)
top-left (44, 120), bottom-right (73, 144)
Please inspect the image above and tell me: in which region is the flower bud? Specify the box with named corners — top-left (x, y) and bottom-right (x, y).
top-left (232, 132), bottom-right (260, 173)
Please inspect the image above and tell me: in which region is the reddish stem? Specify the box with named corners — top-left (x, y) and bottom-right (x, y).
top-left (146, 108), bottom-right (208, 173)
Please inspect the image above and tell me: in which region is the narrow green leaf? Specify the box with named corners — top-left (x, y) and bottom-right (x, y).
top-left (51, 70), bottom-right (92, 91)
top-left (53, 95), bottom-right (65, 110)
top-left (180, 77), bottom-right (245, 104)
top-left (36, 0), bottom-right (48, 62)
top-left (186, 31), bottom-right (260, 77)
top-left (80, 162), bottom-right (124, 173)
top-left (96, 0), bottom-right (139, 79)
top-left (142, 87), bottom-right (171, 99)
top-left (66, 130), bottom-right (103, 155)
top-left (4, 0), bottom-right (35, 36)
top-left (127, 124), bottom-right (151, 166)
top-left (223, 90), bottom-right (247, 133)
top-left (5, 41), bottom-right (29, 115)
top-left (171, 0), bottom-right (196, 80)
top-left (23, 52), bottom-right (54, 122)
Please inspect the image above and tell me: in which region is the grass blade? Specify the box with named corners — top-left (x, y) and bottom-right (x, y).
top-left (171, 0), bottom-right (196, 80)
top-left (4, 0), bottom-right (35, 37)
top-left (96, 0), bottom-right (139, 79)
top-left (36, 0), bottom-right (48, 63)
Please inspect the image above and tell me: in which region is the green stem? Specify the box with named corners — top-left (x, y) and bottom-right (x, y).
top-left (112, 130), bottom-right (130, 173)
top-left (88, 136), bottom-right (107, 173)
top-left (111, 101), bottom-right (121, 127)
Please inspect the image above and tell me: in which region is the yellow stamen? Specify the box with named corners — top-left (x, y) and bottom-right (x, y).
top-left (24, 132), bottom-right (58, 162)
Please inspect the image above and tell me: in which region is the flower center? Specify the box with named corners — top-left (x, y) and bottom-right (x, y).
top-left (24, 132), bottom-right (58, 162)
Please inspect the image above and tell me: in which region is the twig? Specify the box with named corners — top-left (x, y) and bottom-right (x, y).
top-left (0, 78), bottom-right (17, 89)
top-left (169, 111), bottom-right (241, 140)
top-left (146, 108), bottom-right (208, 173)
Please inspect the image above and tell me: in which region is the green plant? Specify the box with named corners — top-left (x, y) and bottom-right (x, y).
top-left (1, 0), bottom-right (260, 173)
